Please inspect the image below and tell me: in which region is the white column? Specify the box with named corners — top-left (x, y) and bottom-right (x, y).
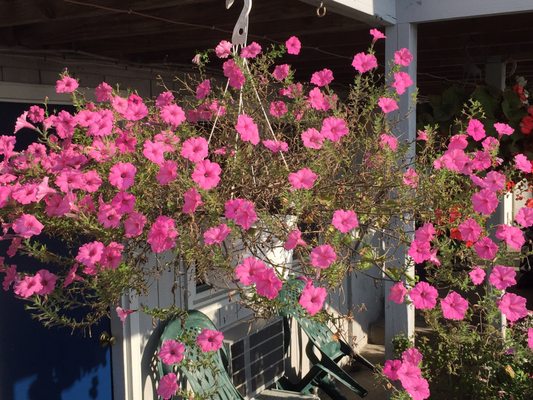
top-left (383, 22), bottom-right (417, 359)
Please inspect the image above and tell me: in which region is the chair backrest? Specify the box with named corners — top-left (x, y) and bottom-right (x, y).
top-left (157, 310), bottom-right (244, 400)
top-left (278, 279), bottom-right (344, 360)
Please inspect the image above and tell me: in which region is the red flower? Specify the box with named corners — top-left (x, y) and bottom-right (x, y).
top-left (520, 115), bottom-right (533, 135)
top-left (450, 228), bottom-right (462, 241)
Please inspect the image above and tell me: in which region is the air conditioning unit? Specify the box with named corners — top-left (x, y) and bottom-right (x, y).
top-left (223, 318), bottom-right (286, 398)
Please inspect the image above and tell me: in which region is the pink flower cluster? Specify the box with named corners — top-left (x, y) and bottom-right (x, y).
top-left (235, 257), bottom-right (282, 299)
top-left (383, 347), bottom-right (430, 400)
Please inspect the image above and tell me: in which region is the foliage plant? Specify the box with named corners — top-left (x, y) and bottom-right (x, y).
top-left (0, 29), bottom-right (532, 399)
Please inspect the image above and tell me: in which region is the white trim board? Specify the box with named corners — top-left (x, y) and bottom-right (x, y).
top-left (298, 0), bottom-right (396, 25)
top-left (397, 0), bottom-right (533, 24)
top-left (0, 81), bottom-right (72, 104)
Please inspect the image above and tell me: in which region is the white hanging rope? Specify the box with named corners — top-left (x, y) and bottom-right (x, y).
top-left (207, 79), bottom-right (230, 145)
top-left (243, 61), bottom-right (290, 171)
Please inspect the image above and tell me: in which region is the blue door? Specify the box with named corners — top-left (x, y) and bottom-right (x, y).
top-left (0, 101), bottom-right (114, 400)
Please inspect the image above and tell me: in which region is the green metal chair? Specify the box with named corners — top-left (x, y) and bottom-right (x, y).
top-left (156, 310), bottom-right (245, 400)
top-left (277, 279), bottom-right (374, 399)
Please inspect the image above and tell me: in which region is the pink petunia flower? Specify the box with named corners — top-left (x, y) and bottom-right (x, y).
top-left (182, 188), bottom-right (203, 214)
top-left (370, 28), bottom-right (386, 42)
top-left (494, 122), bottom-right (514, 136)
top-left (195, 79), bottom-right (211, 100)
top-left (310, 68), bottom-right (334, 87)
top-left (223, 59), bottom-right (245, 89)
top-left (285, 36), bottom-right (301, 55)
top-left (417, 130), bottom-right (428, 141)
top-left (515, 207), bottom-right (533, 228)
top-left (352, 52), bottom-right (378, 74)
top-left (407, 240), bottom-right (432, 264)
top-left (111, 191), bottom-right (135, 215)
top-left (254, 267), bottom-right (283, 299)
top-left (402, 348), bottom-right (423, 366)
top-left (124, 212), bottom-right (147, 238)
top-left (235, 114), bottom-right (260, 145)
top-left (528, 328), bottom-right (533, 350)
top-left (215, 40), bottom-right (232, 58)
top-left (404, 377), bottom-right (430, 400)
top-left (473, 236), bottom-right (498, 260)
top-left (440, 291), bottom-right (468, 320)
top-left (301, 128), bottom-right (324, 149)
top-left (397, 362), bottom-right (422, 388)
top-left (409, 282), bottom-right (438, 310)
top-left (394, 48), bottom-right (413, 67)
top-left (307, 87), bottom-right (330, 111)
top-left (109, 162), bottom-right (136, 191)
top-left (466, 119), bottom-right (486, 141)
top-left (498, 293), bottom-right (528, 321)
top-left (284, 229), bottom-right (307, 250)
top-left (14, 275), bottom-right (43, 298)
top-left (204, 224), bottom-right (231, 245)
top-left (495, 224), bottom-right (525, 250)
top-left (181, 136), bottom-right (209, 163)
top-left (196, 328), bottom-right (224, 352)
top-left (27, 105), bottom-right (45, 123)
top-left (116, 306), bottom-right (135, 323)
top-left (63, 264), bottom-right (83, 288)
top-left (157, 373), bottom-right (179, 400)
top-left (514, 153), bottom-right (532, 174)
top-left (321, 117), bottom-right (348, 142)
top-left (156, 91), bottom-right (174, 108)
top-left (378, 97), bottom-right (399, 114)
top-left (143, 140), bottom-right (166, 165)
top-left (192, 159), bottom-right (221, 190)
top-left (288, 168), bottom-right (318, 190)
top-left (224, 198), bottom-right (257, 230)
top-left (269, 101), bottom-right (288, 118)
top-left (240, 41), bottom-right (262, 58)
top-left (403, 168), bottom-right (419, 188)
top-left (272, 64), bottom-right (290, 81)
top-left (159, 339), bottom-right (186, 365)
top-left (95, 82), bottom-right (112, 102)
top-left (389, 282), bottom-right (408, 304)
top-left (100, 242), bottom-right (124, 270)
top-left (469, 267), bottom-right (486, 285)
top-left (471, 189), bottom-right (498, 215)
top-left (310, 244), bottom-right (337, 269)
top-left (97, 201), bottom-right (121, 229)
top-left (12, 214), bottom-right (44, 238)
top-left (75, 241), bottom-right (104, 272)
top-left (458, 218), bottom-right (482, 242)
top-left (391, 71), bottom-right (413, 95)
top-left (2, 265), bottom-right (17, 291)
top-left (160, 104), bottom-right (186, 128)
top-left (156, 160), bottom-right (178, 185)
top-left (380, 134), bottom-right (399, 151)
top-left (56, 75), bottom-right (79, 93)
top-left (489, 265), bottom-right (516, 290)
top-left (299, 283), bottom-right (327, 316)
top-left (414, 223), bottom-right (436, 243)
top-left (383, 359), bottom-right (402, 380)
top-left (262, 140), bottom-right (288, 153)
top-left (147, 216), bottom-right (178, 253)
top-left (35, 269), bottom-right (57, 295)
top-left (235, 257), bottom-right (267, 286)
top-left (332, 209), bottom-right (359, 233)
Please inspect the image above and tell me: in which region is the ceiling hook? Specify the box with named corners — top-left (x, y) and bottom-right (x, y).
top-left (226, 0), bottom-right (253, 48)
top-left (317, 1), bottom-right (327, 17)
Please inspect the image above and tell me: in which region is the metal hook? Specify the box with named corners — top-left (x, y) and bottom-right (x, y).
top-left (226, 0), bottom-right (252, 48)
top-left (317, 1), bottom-right (327, 17)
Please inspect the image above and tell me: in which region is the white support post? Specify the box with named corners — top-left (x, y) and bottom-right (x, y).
top-left (485, 57), bottom-right (509, 335)
top-left (383, 22), bottom-right (417, 359)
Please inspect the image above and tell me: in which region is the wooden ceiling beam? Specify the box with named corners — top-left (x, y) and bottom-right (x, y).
top-left (6, 1), bottom-right (314, 45)
top-left (0, 0), bottom-right (212, 28)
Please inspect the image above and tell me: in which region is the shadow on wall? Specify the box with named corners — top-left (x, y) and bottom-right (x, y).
top-left (0, 102), bottom-right (113, 400)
